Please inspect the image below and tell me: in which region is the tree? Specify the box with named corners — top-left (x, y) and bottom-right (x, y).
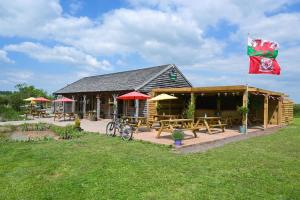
top-left (8, 83), bottom-right (51, 111)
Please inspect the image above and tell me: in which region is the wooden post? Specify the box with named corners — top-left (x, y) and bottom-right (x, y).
top-left (217, 97), bottom-right (221, 115)
top-left (191, 92), bottom-right (195, 121)
top-left (96, 94), bottom-right (101, 120)
top-left (112, 94), bottom-right (118, 116)
top-left (278, 97), bottom-right (282, 126)
top-left (264, 94), bottom-right (269, 129)
top-left (71, 95), bottom-right (75, 113)
top-left (83, 95), bottom-right (86, 117)
top-left (135, 99), bottom-right (139, 118)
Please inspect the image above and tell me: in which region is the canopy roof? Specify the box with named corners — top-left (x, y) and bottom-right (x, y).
top-left (117, 91), bottom-right (150, 100)
top-left (34, 97), bottom-right (50, 102)
top-left (150, 93), bottom-right (178, 101)
top-left (24, 97), bottom-right (36, 101)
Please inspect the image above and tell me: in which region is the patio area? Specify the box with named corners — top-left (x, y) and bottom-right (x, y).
top-left (133, 125), bottom-right (279, 147)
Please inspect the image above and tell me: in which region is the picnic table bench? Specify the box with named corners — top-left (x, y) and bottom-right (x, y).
top-left (54, 112), bottom-right (76, 121)
top-left (156, 119), bottom-right (197, 138)
top-left (196, 117), bottom-right (227, 134)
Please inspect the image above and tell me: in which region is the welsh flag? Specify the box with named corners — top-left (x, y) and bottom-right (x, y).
top-left (249, 56), bottom-right (281, 75)
top-left (247, 37), bottom-right (279, 58)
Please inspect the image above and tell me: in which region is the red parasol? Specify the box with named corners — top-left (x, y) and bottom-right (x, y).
top-left (34, 97), bottom-right (50, 102)
top-left (53, 97), bottom-right (74, 102)
top-left (117, 91), bottom-right (150, 100)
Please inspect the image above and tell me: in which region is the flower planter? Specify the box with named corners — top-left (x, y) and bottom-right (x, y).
top-left (239, 125), bottom-right (246, 134)
top-left (174, 139), bottom-right (182, 146)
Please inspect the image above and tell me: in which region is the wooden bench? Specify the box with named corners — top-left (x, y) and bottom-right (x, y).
top-left (156, 119), bottom-right (195, 138)
top-left (196, 117), bottom-right (227, 134)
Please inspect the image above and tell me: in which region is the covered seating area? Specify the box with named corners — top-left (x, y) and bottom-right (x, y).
top-left (134, 85), bottom-right (293, 145)
top-left (23, 97), bottom-right (51, 118)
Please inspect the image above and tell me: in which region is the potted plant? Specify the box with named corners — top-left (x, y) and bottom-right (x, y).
top-left (172, 129), bottom-right (184, 146)
top-left (237, 106), bottom-right (249, 134)
top-left (156, 103), bottom-right (161, 114)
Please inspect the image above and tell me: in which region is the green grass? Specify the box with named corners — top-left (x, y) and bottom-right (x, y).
top-left (0, 119), bottom-right (299, 199)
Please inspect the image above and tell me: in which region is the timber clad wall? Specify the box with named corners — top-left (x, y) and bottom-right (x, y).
top-left (148, 91), bottom-right (157, 119)
top-left (140, 67), bottom-right (191, 92)
top-left (282, 98), bottom-right (293, 125)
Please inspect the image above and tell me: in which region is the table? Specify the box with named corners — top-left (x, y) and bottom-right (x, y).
top-left (148, 115), bottom-right (179, 127)
top-left (54, 112), bottom-right (76, 121)
top-left (156, 119), bottom-right (194, 138)
top-left (196, 117), bottom-right (226, 134)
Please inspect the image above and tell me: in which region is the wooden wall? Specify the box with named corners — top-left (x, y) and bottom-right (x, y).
top-left (282, 98), bottom-right (294, 125)
top-left (140, 66), bottom-right (192, 92)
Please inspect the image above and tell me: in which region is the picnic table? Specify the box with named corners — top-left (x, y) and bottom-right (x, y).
top-left (196, 117), bottom-right (226, 134)
top-left (54, 112), bottom-right (76, 121)
top-left (148, 114), bottom-right (179, 127)
top-left (122, 116), bottom-right (149, 134)
top-left (156, 119), bottom-right (196, 138)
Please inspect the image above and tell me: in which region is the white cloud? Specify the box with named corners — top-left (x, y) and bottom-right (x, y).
top-left (0, 50), bottom-right (14, 63)
top-left (0, 0), bottom-right (300, 100)
top-left (5, 69), bottom-right (34, 84)
top-left (69, 0), bottom-right (83, 15)
top-left (0, 0), bottom-right (62, 38)
top-left (4, 42), bottom-right (111, 70)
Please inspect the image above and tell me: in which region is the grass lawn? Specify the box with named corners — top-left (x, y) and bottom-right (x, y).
top-left (0, 119), bottom-right (300, 199)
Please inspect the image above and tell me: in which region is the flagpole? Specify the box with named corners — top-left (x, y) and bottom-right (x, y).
top-left (245, 33), bottom-right (250, 134)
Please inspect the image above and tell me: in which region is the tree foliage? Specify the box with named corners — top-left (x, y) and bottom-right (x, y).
top-left (0, 83), bottom-right (52, 111)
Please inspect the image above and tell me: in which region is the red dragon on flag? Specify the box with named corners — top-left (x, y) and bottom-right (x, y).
top-left (248, 37), bottom-right (281, 75)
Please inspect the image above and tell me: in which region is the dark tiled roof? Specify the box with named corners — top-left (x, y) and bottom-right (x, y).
top-left (54, 64), bottom-right (171, 94)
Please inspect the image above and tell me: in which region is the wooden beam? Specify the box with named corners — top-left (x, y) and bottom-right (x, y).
top-left (277, 97), bottom-right (282, 126)
top-left (264, 95), bottom-right (269, 129)
top-left (191, 92), bottom-right (195, 121)
top-left (96, 94), bottom-right (101, 119)
top-left (152, 85), bottom-right (285, 96)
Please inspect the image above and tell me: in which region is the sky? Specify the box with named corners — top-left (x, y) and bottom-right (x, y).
top-left (0, 0), bottom-right (300, 102)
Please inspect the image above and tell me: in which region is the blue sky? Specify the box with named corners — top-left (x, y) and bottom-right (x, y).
top-left (0, 0), bottom-right (300, 102)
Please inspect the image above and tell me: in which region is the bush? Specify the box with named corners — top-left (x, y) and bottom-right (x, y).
top-left (172, 129), bottom-right (184, 141)
top-left (50, 125), bottom-right (85, 139)
top-left (0, 106), bottom-right (23, 122)
top-left (74, 118), bottom-right (81, 128)
top-left (20, 123), bottom-right (49, 131)
top-left (294, 104), bottom-right (300, 117)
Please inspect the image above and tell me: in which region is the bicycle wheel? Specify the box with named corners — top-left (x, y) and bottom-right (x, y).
top-left (106, 122), bottom-right (116, 136)
top-left (120, 124), bottom-right (133, 141)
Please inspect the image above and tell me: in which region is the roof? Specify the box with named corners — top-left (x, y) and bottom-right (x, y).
top-left (54, 64), bottom-right (173, 94)
top-left (152, 85), bottom-right (285, 96)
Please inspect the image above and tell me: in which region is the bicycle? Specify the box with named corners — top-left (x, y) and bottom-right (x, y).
top-left (106, 114), bottom-right (133, 141)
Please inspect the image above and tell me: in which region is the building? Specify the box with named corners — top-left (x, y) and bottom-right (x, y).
top-left (149, 85), bottom-right (294, 128)
top-left (54, 64), bottom-right (192, 119)
top-left (54, 64), bottom-right (293, 126)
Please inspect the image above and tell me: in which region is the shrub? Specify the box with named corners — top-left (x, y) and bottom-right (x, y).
top-left (74, 118), bottom-right (81, 128)
top-left (0, 106), bottom-right (23, 122)
top-left (294, 104), bottom-right (300, 117)
top-left (172, 129), bottom-right (184, 141)
top-left (20, 123), bottom-right (48, 131)
top-left (183, 101), bottom-right (195, 119)
top-left (50, 125), bottom-right (85, 139)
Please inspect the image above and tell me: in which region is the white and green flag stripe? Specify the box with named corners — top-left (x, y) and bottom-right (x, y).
top-left (247, 37), bottom-right (279, 58)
